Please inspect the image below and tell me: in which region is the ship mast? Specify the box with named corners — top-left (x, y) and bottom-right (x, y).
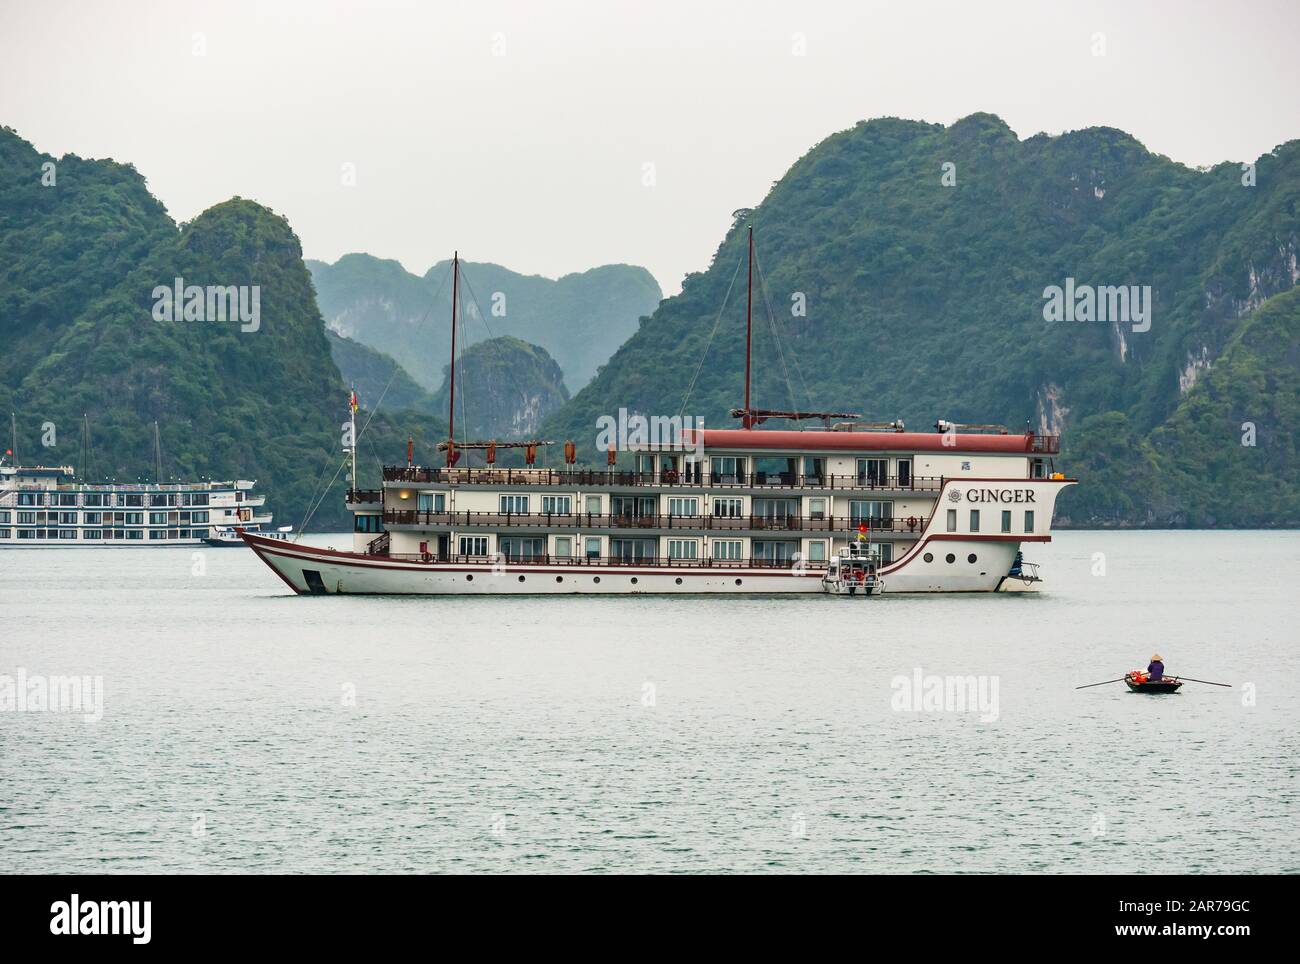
top-left (447, 251), bottom-right (459, 466)
top-left (744, 225), bottom-right (754, 429)
top-left (349, 385), bottom-right (357, 491)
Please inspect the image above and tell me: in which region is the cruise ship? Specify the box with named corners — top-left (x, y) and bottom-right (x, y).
top-left (0, 462), bottom-right (277, 548)
top-left (241, 237), bottom-right (1077, 595)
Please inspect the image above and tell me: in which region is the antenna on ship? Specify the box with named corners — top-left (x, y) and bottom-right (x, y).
top-left (446, 250), bottom-right (460, 467)
top-left (8, 412), bottom-right (15, 467)
top-left (347, 384), bottom-right (358, 492)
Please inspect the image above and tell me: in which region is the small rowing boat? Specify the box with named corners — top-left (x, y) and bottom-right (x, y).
top-left (1124, 671), bottom-right (1183, 694)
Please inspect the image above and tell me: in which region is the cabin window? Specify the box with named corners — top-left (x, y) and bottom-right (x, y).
top-left (753, 498), bottom-right (798, 520)
top-left (713, 497), bottom-right (743, 518)
top-left (801, 457), bottom-right (826, 482)
top-left (84, 493), bottom-right (104, 507)
top-left (611, 538), bottom-right (656, 562)
top-left (946, 509), bottom-right (957, 532)
top-left (612, 496), bottom-right (655, 519)
top-left (17, 511), bottom-right (34, 525)
top-left (754, 456), bottom-right (797, 485)
top-left (1025, 510), bottom-right (1035, 533)
top-left (124, 494), bottom-right (144, 507)
top-left (809, 498), bottom-right (826, 520)
top-left (808, 540), bottom-right (827, 562)
top-left (498, 536), bottom-right (543, 561)
top-left (150, 512), bottom-right (167, 525)
top-left (554, 536), bottom-right (573, 558)
top-left (585, 537), bottom-right (602, 559)
top-left (969, 510), bottom-right (980, 532)
top-left (712, 540), bottom-right (742, 561)
top-left (849, 500), bottom-right (893, 525)
top-left (354, 514), bottom-right (383, 533)
top-left (0, 511), bottom-right (8, 523)
top-left (1031, 459), bottom-right (1046, 479)
top-left (896, 458), bottom-right (912, 486)
top-left (57, 493), bottom-right (78, 506)
top-left (635, 453), bottom-right (655, 474)
top-left (585, 495), bottom-right (602, 514)
top-left (1001, 510), bottom-right (1012, 533)
top-left (710, 456), bottom-right (744, 484)
top-left (752, 540), bottom-right (798, 562)
top-left (542, 495), bottom-right (572, 514)
top-left (668, 539), bottom-right (698, 559)
top-left (499, 494), bottom-right (529, 514)
top-left (418, 492), bottom-right (444, 513)
top-left (17, 493), bottom-right (40, 506)
top-left (876, 543), bottom-right (894, 564)
top-left (857, 458), bottom-right (888, 486)
top-left (458, 536), bottom-right (487, 556)
top-left (191, 511), bottom-right (209, 523)
top-left (59, 512), bottom-right (77, 525)
top-left (668, 497), bottom-right (698, 517)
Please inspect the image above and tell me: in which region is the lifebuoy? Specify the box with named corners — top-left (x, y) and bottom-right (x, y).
top-left (907, 516), bottom-right (918, 531)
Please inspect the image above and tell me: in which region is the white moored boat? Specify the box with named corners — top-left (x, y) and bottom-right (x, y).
top-left (242, 238), bottom-right (1077, 596)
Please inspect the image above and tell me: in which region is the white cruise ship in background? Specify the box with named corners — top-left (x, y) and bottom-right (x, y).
top-left (0, 462), bottom-right (277, 548)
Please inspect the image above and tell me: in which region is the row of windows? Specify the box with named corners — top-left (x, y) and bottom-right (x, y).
top-left (945, 509), bottom-right (1035, 534)
top-left (441, 534), bottom-right (841, 564)
top-left (475, 495), bottom-right (900, 519)
top-left (14, 491), bottom-right (217, 507)
top-left (3, 510), bottom-right (209, 525)
top-left (1, 529), bottom-right (210, 540)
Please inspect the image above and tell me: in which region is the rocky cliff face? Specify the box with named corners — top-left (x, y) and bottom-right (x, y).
top-left (430, 336), bottom-right (570, 440)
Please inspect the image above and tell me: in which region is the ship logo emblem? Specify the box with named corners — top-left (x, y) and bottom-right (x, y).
top-left (946, 489), bottom-right (962, 503)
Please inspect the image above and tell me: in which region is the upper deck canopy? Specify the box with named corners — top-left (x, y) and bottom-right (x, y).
top-left (683, 429), bottom-right (1059, 455)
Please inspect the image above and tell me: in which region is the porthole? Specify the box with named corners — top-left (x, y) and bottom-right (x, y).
top-left (466, 574), bottom-right (473, 582)
top-left (945, 553), bottom-right (956, 564)
top-left (630, 577), bottom-right (638, 585)
top-left (967, 553), bottom-right (977, 564)
top-left (923, 552), bottom-right (934, 563)
top-left (556, 575), bottom-right (563, 583)
top-left (735, 578), bottom-right (743, 586)
top-left (593, 576), bottom-right (601, 584)
top-left (675, 577), bottom-right (682, 585)
top-left (518, 575), bottom-right (525, 583)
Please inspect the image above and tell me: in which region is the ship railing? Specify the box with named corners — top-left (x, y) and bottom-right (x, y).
top-left (1028, 434), bottom-right (1060, 454)
top-left (380, 465), bottom-right (945, 491)
top-left (346, 488), bottom-right (383, 503)
top-left (376, 552), bottom-right (815, 570)
top-left (381, 509), bottom-right (929, 534)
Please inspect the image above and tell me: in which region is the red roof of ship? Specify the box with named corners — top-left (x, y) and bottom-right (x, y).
top-left (687, 429), bottom-right (1048, 454)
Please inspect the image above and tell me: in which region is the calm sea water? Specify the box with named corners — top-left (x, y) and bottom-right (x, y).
top-left (1, 531), bottom-right (1296, 874)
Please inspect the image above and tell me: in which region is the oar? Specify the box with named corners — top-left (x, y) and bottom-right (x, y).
top-left (1173, 677), bottom-right (1232, 687)
top-left (1075, 677), bottom-right (1129, 689)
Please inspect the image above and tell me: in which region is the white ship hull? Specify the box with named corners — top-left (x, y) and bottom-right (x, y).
top-left (241, 531), bottom-right (1042, 595)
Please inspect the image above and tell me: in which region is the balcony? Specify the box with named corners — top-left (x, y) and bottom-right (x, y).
top-left (347, 488), bottom-right (383, 503)
top-left (381, 508), bottom-right (929, 535)
top-left (1029, 434), bottom-right (1060, 454)
top-left (380, 465), bottom-right (945, 492)
top-left (368, 551), bottom-right (814, 570)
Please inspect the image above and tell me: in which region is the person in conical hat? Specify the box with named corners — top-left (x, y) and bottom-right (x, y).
top-left (1147, 653), bottom-right (1165, 682)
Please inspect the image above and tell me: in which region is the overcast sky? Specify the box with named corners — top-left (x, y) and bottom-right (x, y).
top-left (2, 0), bottom-right (1297, 295)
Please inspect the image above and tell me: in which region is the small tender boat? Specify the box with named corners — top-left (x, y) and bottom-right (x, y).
top-left (1124, 671), bottom-right (1183, 694)
top-left (204, 524), bottom-right (292, 547)
top-left (821, 540), bottom-right (883, 597)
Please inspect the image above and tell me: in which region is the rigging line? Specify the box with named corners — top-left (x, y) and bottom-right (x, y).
top-left (752, 242), bottom-right (815, 416)
top-left (294, 450), bottom-right (343, 540)
top-left (353, 261), bottom-right (453, 449)
top-left (296, 454), bottom-right (351, 540)
top-left (303, 264), bottom-right (457, 537)
top-left (751, 248), bottom-right (800, 421)
top-left (677, 246), bottom-right (746, 420)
